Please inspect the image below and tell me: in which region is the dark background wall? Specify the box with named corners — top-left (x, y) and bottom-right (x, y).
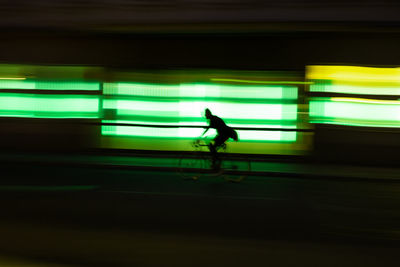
top-left (0, 27), bottom-right (400, 70)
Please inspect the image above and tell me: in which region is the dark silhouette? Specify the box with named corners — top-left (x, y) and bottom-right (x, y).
top-left (201, 108), bottom-right (238, 169)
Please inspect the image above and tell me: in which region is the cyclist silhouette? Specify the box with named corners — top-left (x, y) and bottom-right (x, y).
top-left (200, 108), bottom-right (238, 169)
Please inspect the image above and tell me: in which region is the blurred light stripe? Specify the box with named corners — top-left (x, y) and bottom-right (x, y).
top-left (307, 65), bottom-right (400, 128)
top-left (210, 78), bottom-right (313, 85)
top-left (0, 80), bottom-right (100, 91)
top-left (103, 82), bottom-right (298, 100)
top-left (0, 93), bottom-right (100, 118)
top-left (310, 98), bottom-right (400, 127)
top-left (310, 82), bottom-right (400, 95)
top-left (101, 125), bottom-right (296, 141)
top-left (0, 77), bottom-right (26, 80)
top-left (306, 65), bottom-right (400, 83)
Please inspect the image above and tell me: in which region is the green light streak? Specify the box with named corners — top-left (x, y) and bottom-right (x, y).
top-left (0, 80), bottom-right (35, 89)
top-left (0, 80), bottom-right (100, 91)
top-left (103, 82), bottom-right (298, 100)
top-left (0, 93), bottom-right (100, 118)
top-left (310, 99), bottom-right (400, 127)
top-left (101, 125), bottom-right (296, 142)
top-left (102, 120), bottom-right (297, 129)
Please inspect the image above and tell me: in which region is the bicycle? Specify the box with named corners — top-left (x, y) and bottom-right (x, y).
top-left (178, 138), bottom-right (251, 182)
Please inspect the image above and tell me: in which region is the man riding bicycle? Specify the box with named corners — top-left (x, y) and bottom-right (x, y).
top-left (200, 108), bottom-right (238, 169)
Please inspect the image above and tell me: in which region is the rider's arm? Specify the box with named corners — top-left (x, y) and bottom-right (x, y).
top-left (201, 126), bottom-right (209, 137)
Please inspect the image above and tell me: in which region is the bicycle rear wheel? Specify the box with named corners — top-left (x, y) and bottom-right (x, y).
top-left (178, 154), bottom-right (207, 180)
top-left (220, 157), bottom-right (251, 183)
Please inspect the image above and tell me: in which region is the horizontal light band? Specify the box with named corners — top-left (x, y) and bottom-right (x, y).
top-left (310, 83), bottom-right (400, 95)
top-left (102, 120), bottom-right (297, 129)
top-left (310, 99), bottom-right (400, 127)
top-left (0, 80), bottom-right (100, 91)
top-left (103, 82), bottom-right (298, 100)
top-left (0, 93), bottom-right (99, 118)
top-left (307, 65), bottom-right (400, 83)
top-left (331, 97), bottom-right (400, 105)
top-left (0, 77), bottom-right (26, 80)
top-left (210, 78), bottom-right (313, 85)
top-left (101, 126), bottom-right (296, 141)
top-left (104, 99), bottom-right (297, 121)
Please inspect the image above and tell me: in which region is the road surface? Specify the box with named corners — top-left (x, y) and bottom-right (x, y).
top-left (0, 159), bottom-right (399, 266)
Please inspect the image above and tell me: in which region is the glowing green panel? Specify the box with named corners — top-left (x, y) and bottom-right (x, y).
top-left (0, 80), bottom-right (100, 90)
top-left (102, 81), bottom-right (299, 142)
top-left (310, 82), bottom-right (400, 95)
top-left (0, 93), bottom-right (99, 118)
top-left (103, 82), bottom-right (297, 100)
top-left (310, 99), bottom-right (400, 127)
top-left (237, 129), bottom-right (296, 142)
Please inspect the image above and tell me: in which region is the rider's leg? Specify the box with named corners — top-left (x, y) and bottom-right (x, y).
top-left (212, 135), bottom-right (229, 169)
top-left (214, 135), bottom-right (229, 150)
top-left (208, 142), bottom-right (218, 169)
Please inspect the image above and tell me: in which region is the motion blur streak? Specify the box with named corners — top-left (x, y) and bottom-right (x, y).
top-left (0, 94), bottom-right (100, 118)
top-left (0, 79), bottom-right (100, 90)
top-left (101, 71), bottom-right (305, 153)
top-left (0, 65), bottom-right (310, 154)
top-left (306, 65), bottom-right (400, 83)
top-left (331, 97), bottom-right (400, 104)
top-left (310, 98), bottom-right (400, 127)
top-left (307, 65), bottom-right (400, 127)
top-left (0, 77), bottom-right (26, 80)
top-left (210, 78), bottom-right (313, 85)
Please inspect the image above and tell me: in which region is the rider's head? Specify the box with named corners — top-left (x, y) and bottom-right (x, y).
top-left (205, 108), bottom-right (212, 119)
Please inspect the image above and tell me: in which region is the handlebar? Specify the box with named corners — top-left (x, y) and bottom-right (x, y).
top-left (193, 139), bottom-right (208, 148)
top-left (192, 138), bottom-right (227, 151)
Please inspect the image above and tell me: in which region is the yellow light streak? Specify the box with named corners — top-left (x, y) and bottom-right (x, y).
top-left (331, 97), bottom-right (400, 105)
top-left (0, 77), bottom-right (26, 80)
top-left (307, 65), bottom-right (400, 83)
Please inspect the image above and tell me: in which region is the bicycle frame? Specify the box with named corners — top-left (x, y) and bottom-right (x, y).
top-left (192, 138), bottom-right (227, 153)
top-left (178, 138), bottom-right (250, 182)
